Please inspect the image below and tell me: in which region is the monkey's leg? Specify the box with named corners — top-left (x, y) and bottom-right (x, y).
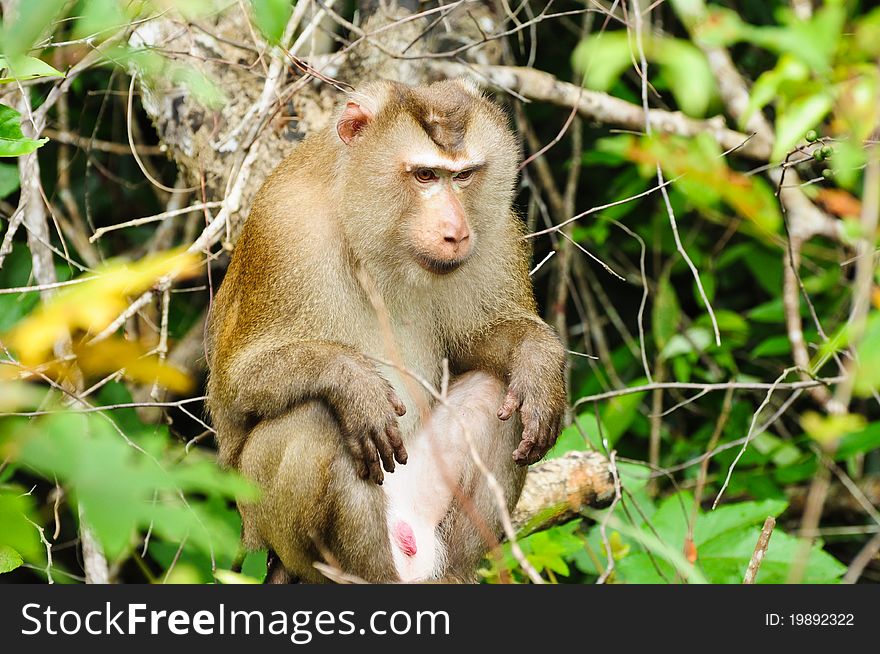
top-left (238, 402), bottom-right (400, 583)
top-left (381, 371), bottom-right (524, 582)
top-left (438, 374), bottom-right (526, 582)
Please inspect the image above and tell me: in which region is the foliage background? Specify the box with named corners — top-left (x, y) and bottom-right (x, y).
top-left (0, 0), bottom-right (878, 584)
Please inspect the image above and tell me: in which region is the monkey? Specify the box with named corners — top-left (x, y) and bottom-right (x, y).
top-left (205, 79), bottom-right (567, 583)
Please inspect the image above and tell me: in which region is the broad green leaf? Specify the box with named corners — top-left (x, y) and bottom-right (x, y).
top-left (652, 37), bottom-right (717, 117)
top-left (573, 32), bottom-right (717, 117)
top-left (835, 421), bottom-right (880, 460)
top-left (0, 0), bottom-right (67, 57)
top-left (0, 55), bottom-right (63, 83)
top-left (10, 412), bottom-right (255, 560)
top-left (250, 0), bottom-right (294, 44)
top-left (0, 544), bottom-right (23, 573)
top-left (242, 550), bottom-right (268, 582)
top-left (801, 411), bottom-right (867, 448)
top-left (853, 313), bottom-right (880, 398)
top-left (742, 55), bottom-right (809, 128)
top-left (0, 486), bottom-right (41, 561)
top-left (653, 274), bottom-right (680, 352)
top-left (699, 528), bottom-right (846, 583)
top-left (694, 499), bottom-right (787, 545)
top-left (0, 104), bottom-right (48, 157)
top-left (752, 335), bottom-right (791, 358)
top-left (215, 569), bottom-right (261, 584)
top-left (771, 93), bottom-right (834, 161)
top-left (0, 161), bottom-right (19, 198)
top-left (72, 0), bottom-right (127, 43)
top-left (660, 326), bottom-right (713, 359)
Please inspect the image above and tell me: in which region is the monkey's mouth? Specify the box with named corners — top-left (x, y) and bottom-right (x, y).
top-left (412, 252), bottom-right (468, 275)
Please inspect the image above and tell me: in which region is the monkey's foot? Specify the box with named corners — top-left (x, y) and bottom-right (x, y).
top-left (393, 520), bottom-right (417, 557)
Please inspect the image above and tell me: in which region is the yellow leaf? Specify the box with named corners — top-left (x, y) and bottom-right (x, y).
top-left (4, 250), bottom-right (199, 365)
top-left (74, 338), bottom-right (193, 394)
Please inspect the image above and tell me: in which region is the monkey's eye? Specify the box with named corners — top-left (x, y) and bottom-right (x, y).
top-left (414, 168), bottom-right (438, 183)
top-left (454, 169), bottom-right (475, 182)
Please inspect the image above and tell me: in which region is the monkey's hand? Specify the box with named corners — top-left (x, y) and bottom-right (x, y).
top-left (333, 357), bottom-right (408, 484)
top-left (497, 349), bottom-right (566, 466)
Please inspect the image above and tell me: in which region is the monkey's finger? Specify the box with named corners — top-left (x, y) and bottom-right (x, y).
top-left (388, 391), bottom-right (407, 417)
top-left (365, 444), bottom-right (384, 485)
top-left (372, 430), bottom-right (396, 474)
top-left (346, 437), bottom-right (371, 480)
top-left (512, 437), bottom-right (536, 465)
top-left (497, 388), bottom-right (520, 420)
top-left (386, 422), bottom-right (408, 465)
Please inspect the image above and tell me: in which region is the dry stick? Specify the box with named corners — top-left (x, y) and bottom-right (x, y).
top-left (714, 367), bottom-right (802, 509)
top-left (743, 517), bottom-right (776, 584)
top-left (450, 64), bottom-right (771, 160)
top-left (89, 202), bottom-right (223, 241)
top-left (842, 532), bottom-right (880, 584)
top-left (53, 71), bottom-right (101, 268)
top-left (790, 146), bottom-right (880, 583)
top-left (42, 128), bottom-right (166, 155)
top-left (573, 377), bottom-right (839, 409)
top-left (551, 115), bottom-right (583, 385)
top-left (631, 0), bottom-right (720, 347)
top-left (25, 517), bottom-right (54, 584)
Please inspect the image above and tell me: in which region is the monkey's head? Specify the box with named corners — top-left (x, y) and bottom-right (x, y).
top-left (333, 79), bottom-right (519, 282)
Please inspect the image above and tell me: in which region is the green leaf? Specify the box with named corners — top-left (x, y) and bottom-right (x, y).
top-left (0, 486), bottom-right (41, 562)
top-left (0, 162), bottom-right (19, 198)
top-left (835, 421), bottom-right (880, 460)
top-left (0, 0), bottom-right (67, 57)
top-left (653, 274), bottom-right (681, 352)
top-left (801, 411), bottom-right (867, 449)
top-left (573, 32), bottom-right (717, 117)
top-left (215, 569), bottom-right (261, 584)
top-left (250, 0), bottom-right (293, 44)
top-left (0, 104), bottom-right (48, 157)
top-left (694, 499), bottom-right (787, 545)
top-left (0, 544), bottom-right (23, 574)
top-left (752, 335), bottom-right (791, 358)
top-left (0, 55), bottom-right (63, 83)
top-left (742, 55), bottom-right (810, 128)
top-left (241, 550), bottom-right (268, 582)
top-left (11, 411), bottom-right (255, 560)
top-left (652, 38), bottom-right (717, 117)
top-left (699, 528), bottom-right (845, 583)
top-left (72, 0), bottom-right (127, 43)
top-left (771, 93), bottom-right (834, 161)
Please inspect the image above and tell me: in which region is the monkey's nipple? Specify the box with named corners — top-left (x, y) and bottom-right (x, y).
top-left (394, 520), bottom-right (418, 557)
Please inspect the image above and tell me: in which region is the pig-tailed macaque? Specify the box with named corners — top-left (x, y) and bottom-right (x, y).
top-left (206, 79), bottom-right (567, 583)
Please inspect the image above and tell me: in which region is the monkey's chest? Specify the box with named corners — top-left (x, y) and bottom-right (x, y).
top-left (357, 319), bottom-right (443, 438)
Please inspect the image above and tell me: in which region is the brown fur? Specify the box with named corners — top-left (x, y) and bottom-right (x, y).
top-left (205, 79), bottom-right (567, 583)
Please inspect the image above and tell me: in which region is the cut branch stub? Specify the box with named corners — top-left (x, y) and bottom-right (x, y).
top-left (511, 451), bottom-right (616, 538)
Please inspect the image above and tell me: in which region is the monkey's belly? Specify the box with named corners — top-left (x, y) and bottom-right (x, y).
top-left (380, 371), bottom-right (506, 582)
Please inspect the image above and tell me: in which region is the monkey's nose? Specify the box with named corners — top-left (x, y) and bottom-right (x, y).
top-left (442, 223), bottom-right (470, 251)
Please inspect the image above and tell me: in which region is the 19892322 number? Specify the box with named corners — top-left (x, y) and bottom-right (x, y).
top-left (789, 614), bottom-right (854, 626)
top-left (765, 613), bottom-right (854, 626)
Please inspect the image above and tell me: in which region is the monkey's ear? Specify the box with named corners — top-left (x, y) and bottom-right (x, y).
top-left (336, 101), bottom-right (374, 145)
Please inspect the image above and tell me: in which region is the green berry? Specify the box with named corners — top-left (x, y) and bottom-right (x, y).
top-left (821, 145), bottom-right (833, 158)
top-left (805, 129), bottom-right (818, 142)
top-left (822, 168), bottom-right (834, 179)
top-left (813, 149), bottom-right (825, 162)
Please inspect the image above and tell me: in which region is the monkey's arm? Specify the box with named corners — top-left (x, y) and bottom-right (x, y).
top-left (210, 339), bottom-right (407, 483)
top-left (454, 314), bottom-right (567, 465)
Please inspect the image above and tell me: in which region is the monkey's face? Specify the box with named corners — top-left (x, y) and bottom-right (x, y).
top-left (336, 80), bottom-right (519, 281)
top-left (401, 156), bottom-right (479, 275)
